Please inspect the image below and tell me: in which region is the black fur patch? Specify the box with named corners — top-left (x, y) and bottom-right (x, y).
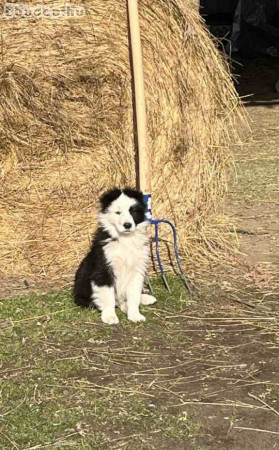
top-left (122, 188), bottom-right (145, 209)
top-left (99, 188), bottom-right (122, 212)
top-left (73, 227), bottom-right (114, 307)
top-left (129, 204), bottom-right (146, 225)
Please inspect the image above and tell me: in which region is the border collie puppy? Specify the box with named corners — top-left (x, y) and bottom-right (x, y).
top-left (74, 188), bottom-right (157, 324)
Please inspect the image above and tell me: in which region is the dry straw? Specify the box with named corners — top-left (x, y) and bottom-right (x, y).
top-left (0, 0), bottom-right (243, 292)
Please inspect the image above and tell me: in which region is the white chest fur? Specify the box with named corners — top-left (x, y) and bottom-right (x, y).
top-left (104, 231), bottom-right (149, 298)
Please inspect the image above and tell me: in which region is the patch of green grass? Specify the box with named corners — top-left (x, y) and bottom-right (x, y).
top-left (165, 412), bottom-right (202, 439)
top-left (0, 278), bottom-right (199, 449)
top-left (264, 387), bottom-right (279, 406)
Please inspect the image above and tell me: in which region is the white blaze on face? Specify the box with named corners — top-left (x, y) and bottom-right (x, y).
top-left (99, 193), bottom-right (137, 236)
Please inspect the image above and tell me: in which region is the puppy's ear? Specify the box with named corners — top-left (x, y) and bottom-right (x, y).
top-left (99, 188), bottom-right (122, 212)
top-left (123, 188), bottom-right (145, 208)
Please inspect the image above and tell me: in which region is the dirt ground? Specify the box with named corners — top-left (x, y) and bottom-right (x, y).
top-left (192, 56), bottom-right (279, 449)
top-left (228, 56), bottom-right (279, 270)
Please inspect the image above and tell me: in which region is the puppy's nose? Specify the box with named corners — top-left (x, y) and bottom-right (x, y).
top-left (123, 222), bottom-right (132, 230)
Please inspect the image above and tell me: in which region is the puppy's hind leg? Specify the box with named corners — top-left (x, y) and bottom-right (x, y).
top-left (92, 283), bottom-right (119, 325)
top-left (141, 294), bottom-right (157, 306)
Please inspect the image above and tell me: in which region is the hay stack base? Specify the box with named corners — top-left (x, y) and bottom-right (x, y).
top-left (0, 0), bottom-right (242, 293)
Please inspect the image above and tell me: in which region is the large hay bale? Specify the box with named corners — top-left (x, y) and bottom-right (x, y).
top-left (0, 0), bottom-right (242, 292)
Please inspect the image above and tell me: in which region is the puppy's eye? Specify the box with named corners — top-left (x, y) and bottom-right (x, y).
top-left (115, 211), bottom-right (121, 215)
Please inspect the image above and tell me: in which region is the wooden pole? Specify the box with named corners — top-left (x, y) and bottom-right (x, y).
top-left (127, 0), bottom-right (151, 195)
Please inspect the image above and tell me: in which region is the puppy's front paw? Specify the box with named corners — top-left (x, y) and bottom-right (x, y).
top-left (141, 294), bottom-right (157, 306)
top-left (128, 312), bottom-right (146, 323)
top-left (101, 312), bottom-right (119, 325)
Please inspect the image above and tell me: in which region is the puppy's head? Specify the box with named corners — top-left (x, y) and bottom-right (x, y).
top-left (99, 188), bottom-right (147, 237)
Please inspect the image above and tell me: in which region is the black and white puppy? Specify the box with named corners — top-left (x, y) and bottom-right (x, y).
top-left (74, 188), bottom-right (157, 324)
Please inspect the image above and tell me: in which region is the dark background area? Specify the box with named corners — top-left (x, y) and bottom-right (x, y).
top-left (199, 0), bottom-right (279, 46)
top-left (199, 0), bottom-right (279, 101)
top-left (200, 0), bottom-right (239, 25)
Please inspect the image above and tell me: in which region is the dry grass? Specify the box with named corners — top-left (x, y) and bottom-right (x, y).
top-left (0, 0), bottom-right (244, 290)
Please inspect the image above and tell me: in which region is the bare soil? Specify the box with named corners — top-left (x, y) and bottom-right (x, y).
top-left (228, 56), bottom-right (279, 270)
top-left (188, 55), bottom-right (279, 449)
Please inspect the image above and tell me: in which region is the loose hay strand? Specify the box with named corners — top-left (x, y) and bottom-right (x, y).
top-left (234, 427), bottom-right (279, 435)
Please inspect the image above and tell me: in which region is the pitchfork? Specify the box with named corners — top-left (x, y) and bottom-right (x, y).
top-left (127, 0), bottom-right (192, 295)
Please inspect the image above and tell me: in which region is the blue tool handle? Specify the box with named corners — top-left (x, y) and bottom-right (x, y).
top-left (143, 193), bottom-right (152, 221)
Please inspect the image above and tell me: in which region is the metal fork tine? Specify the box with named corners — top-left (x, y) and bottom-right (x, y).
top-left (156, 219), bottom-right (192, 295)
top-left (154, 220), bottom-right (172, 294)
top-left (145, 275), bottom-right (154, 295)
